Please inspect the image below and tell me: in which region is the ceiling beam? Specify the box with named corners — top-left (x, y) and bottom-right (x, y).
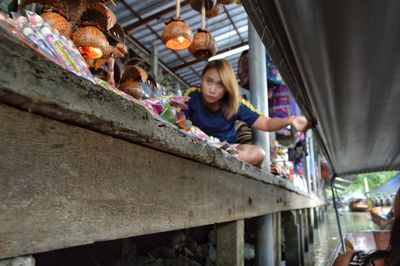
top-left (124, 0), bottom-right (190, 32)
top-left (172, 41), bottom-right (249, 72)
top-left (223, 5), bottom-right (244, 43)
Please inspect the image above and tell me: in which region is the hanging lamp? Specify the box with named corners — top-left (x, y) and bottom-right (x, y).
top-left (162, 0), bottom-right (193, 50)
top-left (189, 0), bottom-right (217, 60)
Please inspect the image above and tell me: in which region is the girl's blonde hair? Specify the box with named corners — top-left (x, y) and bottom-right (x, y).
top-left (201, 59), bottom-right (240, 119)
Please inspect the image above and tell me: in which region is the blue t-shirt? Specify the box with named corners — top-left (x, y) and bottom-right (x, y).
top-left (183, 88), bottom-right (261, 143)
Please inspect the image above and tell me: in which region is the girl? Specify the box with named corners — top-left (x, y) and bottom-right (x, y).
top-left (183, 59), bottom-right (310, 167)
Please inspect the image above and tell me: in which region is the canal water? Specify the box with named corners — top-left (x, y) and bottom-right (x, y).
top-left (304, 207), bottom-right (380, 266)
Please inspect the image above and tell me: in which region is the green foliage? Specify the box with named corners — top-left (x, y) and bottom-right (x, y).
top-left (346, 171), bottom-right (398, 193)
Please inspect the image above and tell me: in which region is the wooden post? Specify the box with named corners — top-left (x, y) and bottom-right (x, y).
top-left (282, 211), bottom-right (302, 266)
top-left (298, 210), bottom-right (305, 264)
top-left (320, 207), bottom-right (325, 224)
top-left (313, 207), bottom-right (319, 228)
top-left (217, 220), bottom-right (244, 266)
top-left (307, 208), bottom-right (314, 244)
top-left (255, 214), bottom-right (275, 266)
top-left (274, 212), bottom-right (282, 266)
top-left (302, 209), bottom-right (310, 253)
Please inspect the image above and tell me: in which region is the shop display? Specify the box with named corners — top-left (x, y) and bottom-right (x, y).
top-left (141, 95), bottom-right (192, 129)
top-left (0, 4), bottom-right (237, 153)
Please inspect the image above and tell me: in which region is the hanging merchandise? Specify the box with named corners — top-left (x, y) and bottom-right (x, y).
top-left (118, 58), bottom-right (157, 101)
top-left (268, 84), bottom-right (300, 119)
top-left (189, 0), bottom-right (216, 12)
top-left (162, 0), bottom-right (193, 50)
top-left (188, 0), bottom-right (217, 60)
top-left (266, 51), bottom-right (284, 85)
top-left (237, 50), bottom-right (249, 89)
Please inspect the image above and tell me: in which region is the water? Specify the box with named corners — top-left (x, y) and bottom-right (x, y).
top-left (304, 207), bottom-right (380, 266)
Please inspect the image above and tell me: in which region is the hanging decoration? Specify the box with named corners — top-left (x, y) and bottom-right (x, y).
top-left (162, 0), bottom-right (193, 50)
top-left (188, 0), bottom-right (217, 60)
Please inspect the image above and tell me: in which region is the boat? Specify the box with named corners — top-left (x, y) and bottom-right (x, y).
top-left (369, 206), bottom-right (394, 229)
top-left (349, 199), bottom-right (369, 212)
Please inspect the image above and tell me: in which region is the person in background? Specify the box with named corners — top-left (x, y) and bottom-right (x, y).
top-left (183, 59), bottom-right (310, 168)
top-left (333, 187), bottom-right (400, 266)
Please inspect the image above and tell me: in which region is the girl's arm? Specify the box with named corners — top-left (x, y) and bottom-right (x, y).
top-left (251, 115), bottom-right (310, 132)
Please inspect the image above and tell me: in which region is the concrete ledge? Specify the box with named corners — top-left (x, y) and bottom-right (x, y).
top-left (0, 33), bottom-right (323, 259)
top-left (0, 33), bottom-right (305, 195)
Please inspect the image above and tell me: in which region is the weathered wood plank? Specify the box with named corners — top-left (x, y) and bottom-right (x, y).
top-left (0, 103), bottom-right (321, 259)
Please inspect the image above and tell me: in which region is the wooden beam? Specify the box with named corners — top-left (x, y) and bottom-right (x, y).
top-left (124, 0), bottom-right (190, 32)
top-left (282, 211), bottom-right (302, 266)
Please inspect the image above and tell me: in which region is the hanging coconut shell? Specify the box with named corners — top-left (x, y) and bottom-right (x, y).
top-left (20, 0), bottom-right (116, 24)
top-left (124, 58), bottom-right (151, 72)
top-left (206, 3), bottom-right (222, 18)
top-left (72, 26), bottom-right (109, 59)
top-left (121, 65), bottom-right (148, 84)
top-left (218, 0), bottom-right (235, 4)
top-left (105, 43), bottom-right (127, 58)
top-left (189, 0), bottom-right (217, 12)
top-left (79, 3), bottom-right (117, 31)
top-left (189, 29), bottom-right (217, 60)
top-left (119, 81), bottom-right (142, 100)
top-left (40, 11), bottom-right (72, 36)
top-left (162, 17), bottom-right (193, 50)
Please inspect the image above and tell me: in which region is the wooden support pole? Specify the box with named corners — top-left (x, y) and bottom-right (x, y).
top-left (320, 207), bottom-right (325, 224)
top-left (298, 210), bottom-right (305, 264)
top-left (302, 209), bottom-right (310, 253)
top-left (307, 208), bottom-right (314, 244)
top-left (255, 214), bottom-right (275, 266)
top-left (282, 211), bottom-right (303, 266)
top-left (217, 220), bottom-right (244, 266)
top-left (274, 212), bottom-right (282, 266)
top-left (313, 207), bottom-right (319, 228)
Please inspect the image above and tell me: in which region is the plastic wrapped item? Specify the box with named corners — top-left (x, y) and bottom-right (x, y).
top-left (8, 11), bottom-right (94, 82)
top-left (25, 11), bottom-right (94, 81)
top-left (141, 96), bottom-right (191, 130)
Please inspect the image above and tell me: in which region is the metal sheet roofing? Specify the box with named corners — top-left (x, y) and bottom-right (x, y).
top-left (110, 1), bottom-right (249, 88)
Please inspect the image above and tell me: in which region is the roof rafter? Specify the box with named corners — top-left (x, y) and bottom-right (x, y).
top-left (172, 41), bottom-right (249, 72)
top-left (123, 0), bottom-right (190, 32)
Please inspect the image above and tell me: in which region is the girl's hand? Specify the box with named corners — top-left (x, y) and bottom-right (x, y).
top-left (290, 116), bottom-right (312, 132)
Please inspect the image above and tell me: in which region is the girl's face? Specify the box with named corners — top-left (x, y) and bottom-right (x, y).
top-left (201, 68), bottom-right (226, 105)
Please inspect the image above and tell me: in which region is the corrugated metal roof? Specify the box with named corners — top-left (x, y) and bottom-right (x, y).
top-left (110, 1), bottom-right (249, 88)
